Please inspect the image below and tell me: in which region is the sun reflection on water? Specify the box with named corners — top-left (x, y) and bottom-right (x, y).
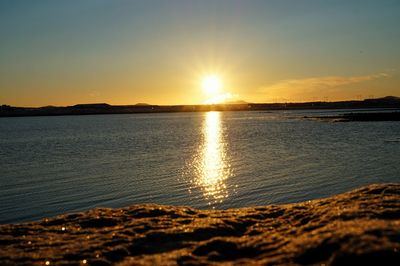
top-left (193, 111), bottom-right (231, 205)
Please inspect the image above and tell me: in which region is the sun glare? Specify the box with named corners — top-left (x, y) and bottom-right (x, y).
top-left (202, 75), bottom-right (222, 95)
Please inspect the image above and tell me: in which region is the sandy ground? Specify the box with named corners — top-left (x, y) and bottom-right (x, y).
top-left (1, 183), bottom-right (399, 265)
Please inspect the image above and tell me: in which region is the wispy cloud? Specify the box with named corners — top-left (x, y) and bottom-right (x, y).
top-left (259, 73), bottom-right (390, 101)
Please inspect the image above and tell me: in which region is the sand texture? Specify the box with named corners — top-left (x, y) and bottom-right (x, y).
top-left (1, 183), bottom-right (400, 265)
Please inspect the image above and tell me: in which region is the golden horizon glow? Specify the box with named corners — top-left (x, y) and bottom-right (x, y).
top-left (200, 74), bottom-right (238, 104)
top-left (192, 111), bottom-right (231, 204)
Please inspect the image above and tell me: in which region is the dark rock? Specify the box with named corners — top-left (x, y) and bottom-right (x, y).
top-left (0, 183), bottom-right (399, 265)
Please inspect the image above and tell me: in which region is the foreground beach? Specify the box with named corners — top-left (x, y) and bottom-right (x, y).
top-left (1, 183), bottom-right (399, 265)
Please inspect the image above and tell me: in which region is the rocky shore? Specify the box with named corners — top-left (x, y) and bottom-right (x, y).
top-left (305, 111), bottom-right (400, 122)
top-left (1, 184), bottom-right (399, 265)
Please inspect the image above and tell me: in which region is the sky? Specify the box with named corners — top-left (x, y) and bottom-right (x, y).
top-left (0, 0), bottom-right (400, 106)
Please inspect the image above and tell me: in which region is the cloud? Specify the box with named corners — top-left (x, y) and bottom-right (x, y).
top-left (89, 91), bottom-right (101, 98)
top-left (259, 73), bottom-right (390, 101)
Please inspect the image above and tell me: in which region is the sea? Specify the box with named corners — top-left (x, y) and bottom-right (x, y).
top-left (1, 109), bottom-right (399, 223)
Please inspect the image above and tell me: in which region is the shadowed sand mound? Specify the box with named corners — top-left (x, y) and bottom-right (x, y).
top-left (1, 184), bottom-right (400, 265)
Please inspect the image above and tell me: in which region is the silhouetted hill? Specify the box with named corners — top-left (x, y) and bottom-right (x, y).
top-left (364, 96), bottom-right (400, 105)
top-left (72, 103), bottom-right (111, 108)
top-left (248, 96), bottom-right (400, 111)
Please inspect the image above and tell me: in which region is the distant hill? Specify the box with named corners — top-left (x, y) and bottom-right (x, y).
top-left (364, 96), bottom-right (400, 104)
top-left (73, 103), bottom-right (111, 108)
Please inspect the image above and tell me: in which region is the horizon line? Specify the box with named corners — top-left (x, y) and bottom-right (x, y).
top-left (2, 95), bottom-right (399, 109)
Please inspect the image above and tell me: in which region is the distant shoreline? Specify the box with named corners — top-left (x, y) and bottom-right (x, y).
top-left (1, 96), bottom-right (399, 117)
top-left (305, 111), bottom-right (400, 122)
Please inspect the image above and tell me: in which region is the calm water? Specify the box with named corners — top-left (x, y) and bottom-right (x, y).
top-left (1, 110), bottom-right (399, 223)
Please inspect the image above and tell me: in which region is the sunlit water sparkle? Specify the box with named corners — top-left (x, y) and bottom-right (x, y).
top-left (1, 109), bottom-right (399, 223)
top-left (190, 112), bottom-right (231, 205)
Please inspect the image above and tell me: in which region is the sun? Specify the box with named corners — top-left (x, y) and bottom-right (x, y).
top-left (202, 75), bottom-right (222, 95)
